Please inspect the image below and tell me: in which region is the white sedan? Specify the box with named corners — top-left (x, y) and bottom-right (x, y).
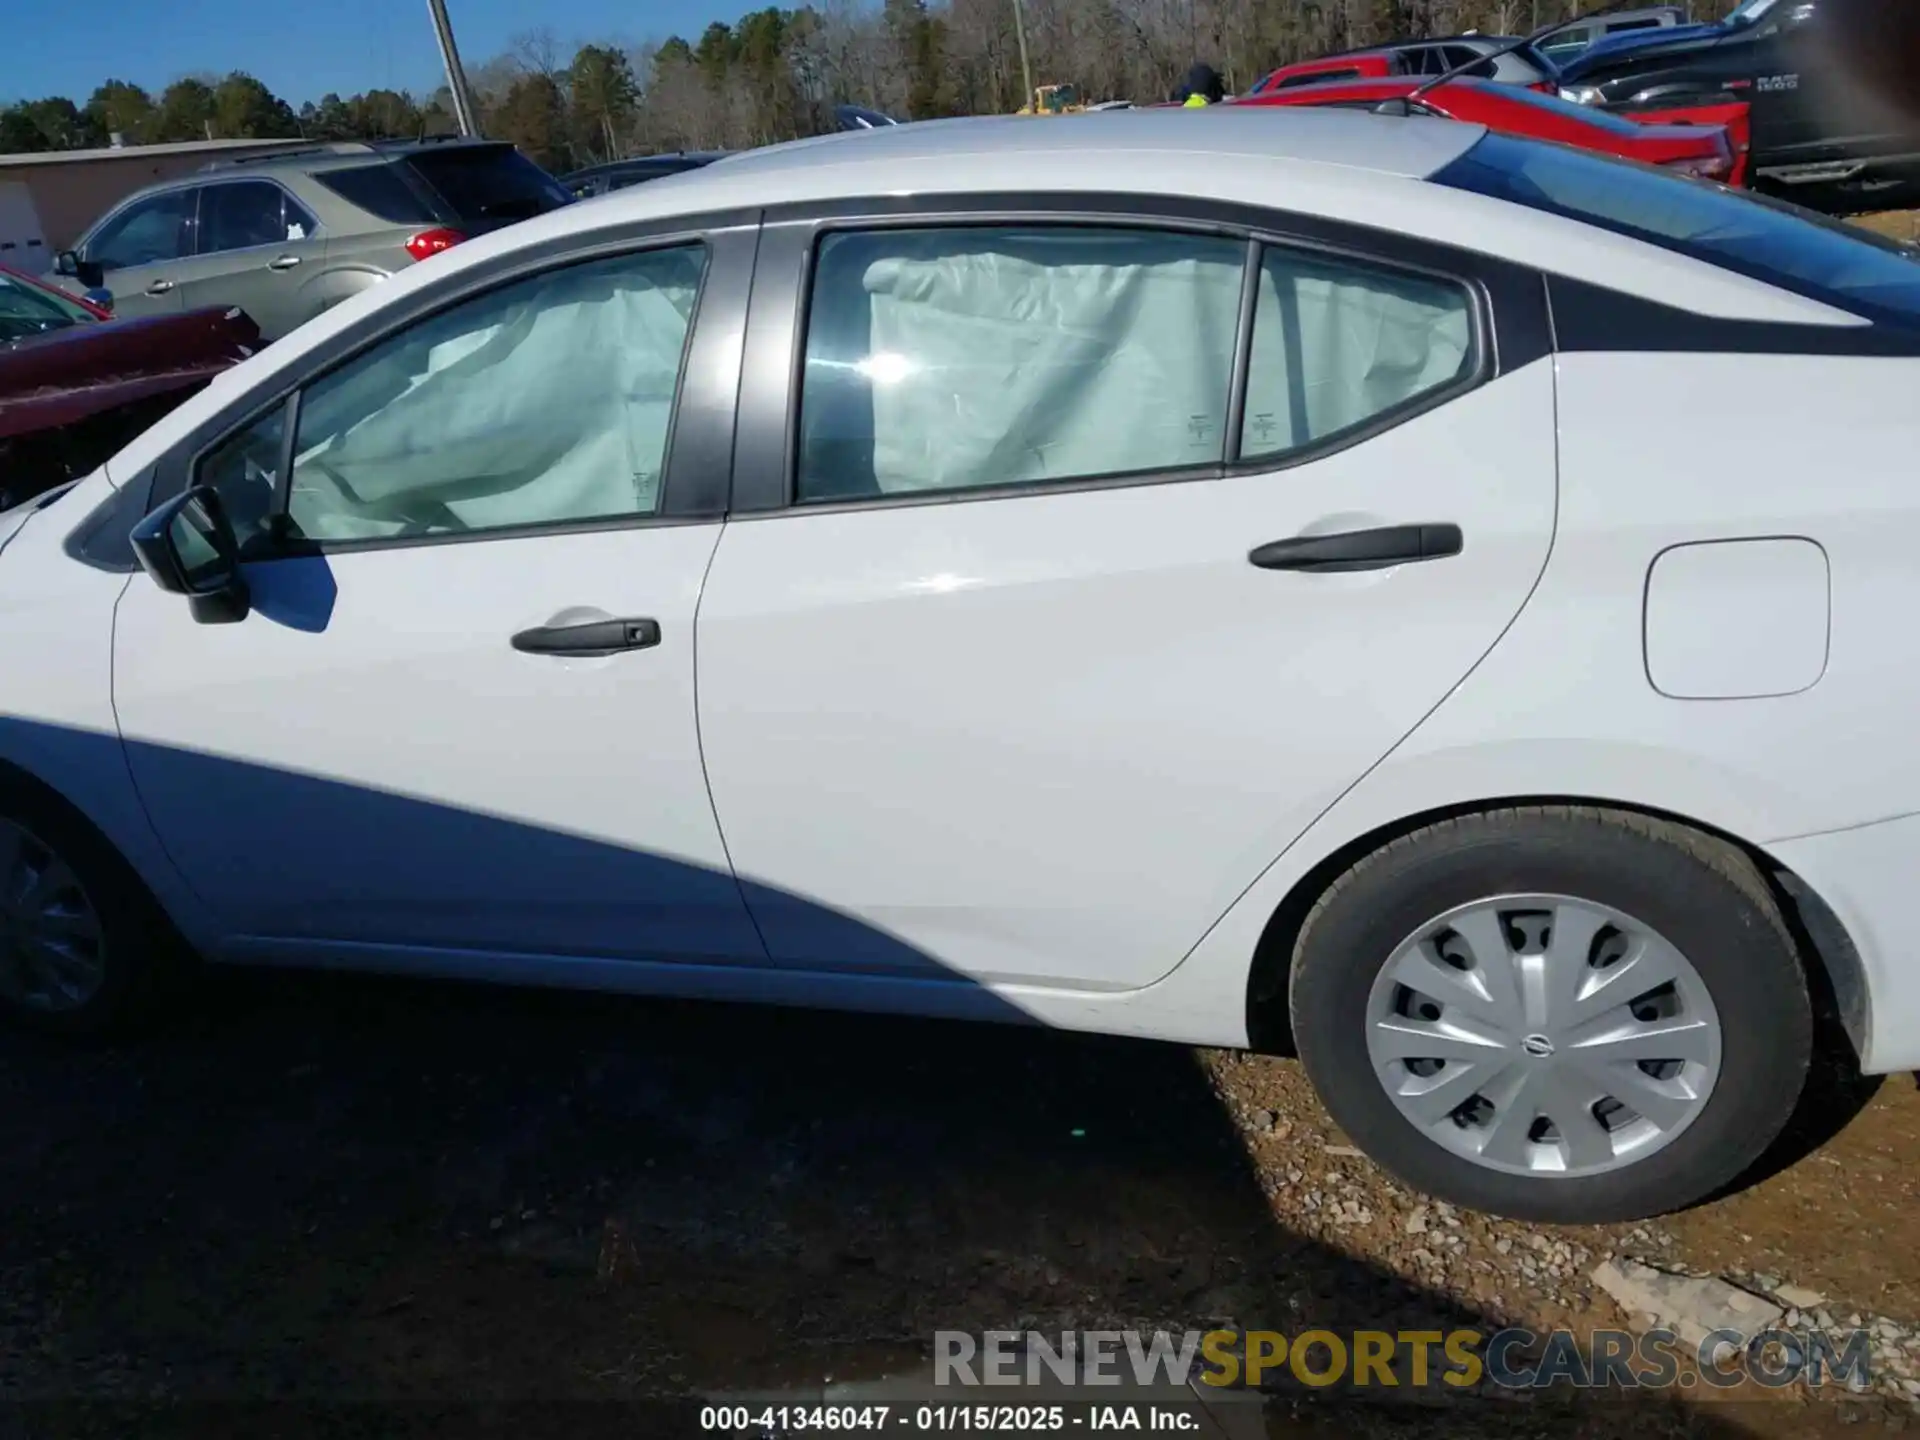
top-left (3, 110), bottom-right (1918, 1224)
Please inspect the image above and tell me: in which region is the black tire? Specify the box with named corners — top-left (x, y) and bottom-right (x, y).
top-left (1288, 806), bottom-right (1812, 1224)
top-left (0, 774), bottom-right (189, 1039)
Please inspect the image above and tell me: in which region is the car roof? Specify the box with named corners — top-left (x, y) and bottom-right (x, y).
top-left (698, 109), bottom-right (1483, 188)
top-left (186, 137), bottom-right (510, 180)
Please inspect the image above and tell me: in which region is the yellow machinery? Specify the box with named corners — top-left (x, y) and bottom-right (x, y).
top-left (1014, 84), bottom-right (1087, 116)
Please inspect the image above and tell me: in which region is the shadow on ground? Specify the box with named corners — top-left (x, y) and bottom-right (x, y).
top-left (0, 971), bottom-right (1807, 1436)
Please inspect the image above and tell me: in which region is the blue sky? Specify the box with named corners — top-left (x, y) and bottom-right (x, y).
top-left (1, 0), bottom-right (728, 108)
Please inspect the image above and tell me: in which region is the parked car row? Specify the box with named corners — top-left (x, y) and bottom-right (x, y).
top-left (0, 138), bottom-right (578, 513)
top-left (1547, 0), bottom-right (1920, 210)
top-left (1248, 0), bottom-right (1918, 212)
top-left (1233, 74), bottom-right (1749, 186)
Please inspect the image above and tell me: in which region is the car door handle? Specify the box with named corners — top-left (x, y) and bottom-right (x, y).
top-left (266, 254), bottom-right (301, 271)
top-left (511, 617), bottom-right (661, 656)
top-left (144, 279), bottom-right (174, 295)
top-left (1248, 524), bottom-right (1464, 574)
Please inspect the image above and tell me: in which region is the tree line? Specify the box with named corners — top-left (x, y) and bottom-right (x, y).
top-left (2, 0), bottom-right (1745, 175)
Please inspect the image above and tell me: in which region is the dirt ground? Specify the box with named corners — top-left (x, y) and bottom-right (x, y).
top-left (2, 959), bottom-right (1916, 1440)
top-left (6, 210), bottom-right (1919, 1440)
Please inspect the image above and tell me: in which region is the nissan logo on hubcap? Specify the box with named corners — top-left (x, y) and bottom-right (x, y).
top-left (1522, 1033), bottom-right (1555, 1058)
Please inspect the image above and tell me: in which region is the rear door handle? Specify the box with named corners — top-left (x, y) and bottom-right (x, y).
top-left (266, 254), bottom-right (302, 271)
top-left (144, 279), bottom-right (174, 295)
top-left (1249, 524), bottom-right (1463, 574)
top-left (511, 617), bottom-right (661, 656)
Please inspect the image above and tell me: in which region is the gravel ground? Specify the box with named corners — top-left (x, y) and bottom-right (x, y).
top-left (2, 960), bottom-right (1916, 1440)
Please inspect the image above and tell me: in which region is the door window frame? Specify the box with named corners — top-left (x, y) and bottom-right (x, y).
top-left (728, 192), bottom-right (1547, 517)
top-left (69, 208), bottom-right (759, 573)
top-left (78, 187), bottom-right (198, 271)
top-left (190, 177), bottom-right (325, 257)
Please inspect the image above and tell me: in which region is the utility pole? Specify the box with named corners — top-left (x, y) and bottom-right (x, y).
top-left (1010, 0), bottom-right (1034, 110)
top-left (426, 0), bottom-right (482, 137)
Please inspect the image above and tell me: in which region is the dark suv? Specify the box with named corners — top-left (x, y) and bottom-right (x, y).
top-left (561, 153), bottom-right (728, 199)
top-left (1554, 0), bottom-right (1920, 209)
top-left (46, 138), bottom-right (574, 341)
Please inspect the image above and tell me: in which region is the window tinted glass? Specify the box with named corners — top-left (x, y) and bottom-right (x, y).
top-left (201, 245), bottom-right (704, 552)
top-left (198, 401), bottom-right (286, 550)
top-left (1435, 132), bottom-right (1920, 324)
top-left (1491, 83), bottom-right (1653, 134)
top-left (0, 271), bottom-right (94, 342)
top-left (86, 191), bottom-right (193, 269)
top-left (1240, 246), bottom-right (1474, 461)
top-left (198, 182), bottom-right (300, 254)
top-left (1278, 67), bottom-right (1361, 87)
top-left (314, 163), bottom-right (436, 224)
top-left (797, 226), bottom-right (1245, 503)
top-left (402, 145), bottom-right (572, 224)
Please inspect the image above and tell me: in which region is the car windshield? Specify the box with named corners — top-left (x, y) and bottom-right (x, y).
top-left (1434, 132), bottom-right (1920, 325)
top-left (0, 271), bottom-right (97, 345)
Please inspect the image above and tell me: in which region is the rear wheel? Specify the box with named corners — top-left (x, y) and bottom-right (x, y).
top-left (1288, 807), bottom-right (1811, 1223)
top-left (0, 781), bottom-right (185, 1038)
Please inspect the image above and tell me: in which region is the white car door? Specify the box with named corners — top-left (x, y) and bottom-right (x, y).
top-left (695, 207), bottom-right (1558, 990)
top-left (111, 225), bottom-right (768, 970)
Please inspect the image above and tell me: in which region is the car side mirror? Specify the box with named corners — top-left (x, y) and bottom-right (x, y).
top-left (129, 486), bottom-right (252, 625)
top-left (1373, 97), bottom-right (1415, 116)
top-left (56, 251), bottom-right (105, 289)
top-left (82, 288), bottom-right (114, 314)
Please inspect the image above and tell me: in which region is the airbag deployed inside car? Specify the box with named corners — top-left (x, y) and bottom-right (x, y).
top-left (285, 249), bottom-right (700, 539)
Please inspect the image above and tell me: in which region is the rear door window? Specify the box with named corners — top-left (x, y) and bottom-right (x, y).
top-left (198, 181), bottom-right (314, 253)
top-left (796, 226), bottom-right (1245, 502)
top-left (400, 146), bottom-right (573, 226)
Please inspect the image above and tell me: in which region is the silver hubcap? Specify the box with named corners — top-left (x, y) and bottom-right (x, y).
top-left (0, 819), bottom-right (106, 1012)
top-left (1366, 894), bottom-right (1722, 1178)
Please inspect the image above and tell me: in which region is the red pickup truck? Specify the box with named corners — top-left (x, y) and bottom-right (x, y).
top-left (0, 265), bottom-right (261, 511)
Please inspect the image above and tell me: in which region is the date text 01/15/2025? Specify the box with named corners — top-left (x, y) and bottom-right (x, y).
top-left (700, 1404), bottom-right (1205, 1432)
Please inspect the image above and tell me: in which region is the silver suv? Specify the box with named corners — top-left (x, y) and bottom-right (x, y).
top-left (45, 139), bottom-right (573, 342)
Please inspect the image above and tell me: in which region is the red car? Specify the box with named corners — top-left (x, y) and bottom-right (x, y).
top-left (1231, 76), bottom-right (1750, 186)
top-left (0, 265), bottom-right (261, 511)
top-left (1247, 37), bottom-right (1561, 96)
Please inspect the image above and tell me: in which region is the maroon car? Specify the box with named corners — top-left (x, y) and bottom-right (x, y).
top-left (0, 265), bottom-right (261, 511)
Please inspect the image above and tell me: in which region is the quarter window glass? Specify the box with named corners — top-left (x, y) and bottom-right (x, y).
top-left (313, 163), bottom-right (436, 224)
top-left (199, 402), bottom-right (287, 554)
top-left (86, 191), bottom-right (193, 269)
top-left (797, 226), bottom-right (1244, 502)
top-left (1240, 246), bottom-right (1474, 461)
top-left (199, 245), bottom-right (704, 548)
